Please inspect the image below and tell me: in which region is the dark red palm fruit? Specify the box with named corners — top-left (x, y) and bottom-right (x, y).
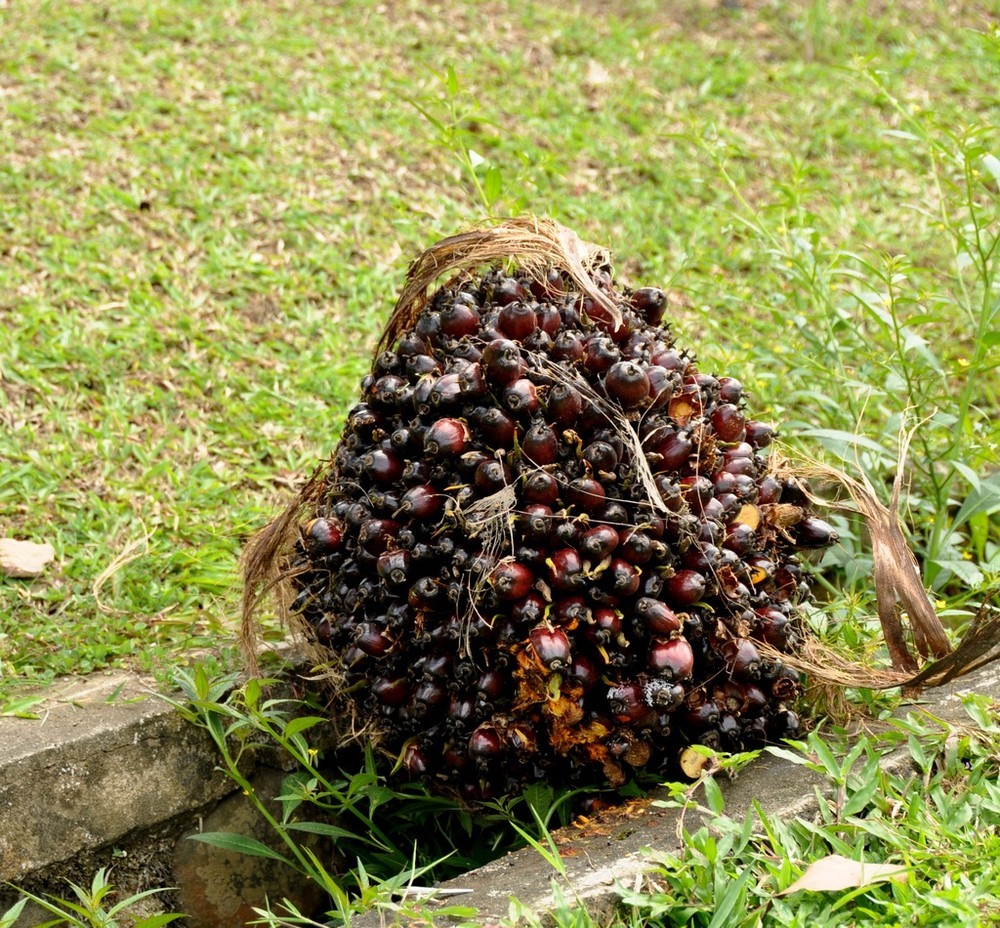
top-left (607, 681), bottom-right (654, 725)
top-left (607, 558), bottom-right (641, 596)
top-left (522, 470), bottom-right (560, 506)
top-left (483, 338), bottom-right (525, 385)
top-left (649, 345), bottom-right (686, 372)
top-left (498, 301), bottom-right (538, 341)
top-left (303, 518), bottom-right (343, 554)
top-left (769, 665), bottom-right (802, 702)
top-left (792, 516), bottom-right (840, 548)
top-left (582, 440), bottom-right (619, 474)
top-left (584, 297), bottom-right (630, 342)
top-left (402, 742), bottom-right (432, 777)
top-left (547, 547), bottom-right (585, 591)
top-left (475, 459), bottom-right (511, 493)
top-left (630, 286), bottom-right (667, 325)
top-left (493, 277), bottom-right (529, 306)
top-left (566, 477), bottom-right (605, 508)
top-left (354, 622), bottom-right (393, 657)
top-left (372, 676), bottom-right (410, 707)
top-left (553, 517), bottom-right (583, 549)
top-left (490, 561), bottom-right (534, 601)
top-left (522, 504), bottom-right (553, 542)
top-left (528, 624), bottom-right (571, 671)
top-left (739, 683), bottom-right (769, 716)
top-left (653, 429), bottom-right (694, 470)
top-left (395, 331), bottom-right (430, 358)
top-left (457, 362), bottom-right (487, 399)
top-left (618, 529), bottom-right (653, 564)
top-left (721, 638), bottom-right (762, 680)
top-left (439, 300), bottom-right (481, 338)
top-left (644, 679), bottom-right (686, 713)
top-left (552, 595), bottom-right (590, 627)
top-left (586, 606), bottom-right (623, 647)
top-left (522, 420), bottom-right (559, 464)
top-left (446, 694), bottom-right (476, 728)
top-left (636, 597), bottom-right (683, 636)
top-left (469, 723), bottom-right (505, 759)
top-left (723, 523), bottom-right (756, 557)
top-left (768, 709), bottom-right (802, 740)
top-left (512, 591), bottom-right (547, 625)
top-left (411, 680), bottom-right (447, 718)
top-left (597, 500), bottom-right (630, 526)
top-left (567, 653), bottom-right (600, 691)
top-left (754, 606), bottom-right (791, 648)
top-left (476, 667), bottom-right (509, 702)
top-left (646, 365), bottom-right (676, 410)
top-left (604, 360), bottom-right (650, 408)
top-left (622, 328), bottom-right (655, 362)
top-left (407, 575), bottom-right (440, 609)
top-left (583, 335), bottom-right (620, 374)
top-left (358, 518), bottom-right (400, 555)
top-left (504, 377), bottom-right (541, 415)
top-left (757, 475), bottom-right (783, 504)
top-left (370, 374), bottom-right (406, 407)
top-left (710, 403), bottom-right (747, 443)
top-left (362, 449), bottom-right (403, 485)
top-left (580, 524), bottom-right (619, 560)
top-left (313, 617), bottom-right (333, 646)
top-left (376, 549), bottom-right (410, 587)
top-left (477, 407), bottom-right (517, 447)
top-left (744, 419), bottom-right (775, 449)
top-left (460, 449), bottom-right (491, 474)
top-left (550, 331), bottom-right (585, 364)
top-left (721, 455), bottom-right (758, 478)
top-left (663, 569), bottom-right (707, 607)
top-left (648, 636), bottom-right (695, 679)
top-left (741, 553), bottom-right (775, 585)
top-left (535, 302), bottom-right (562, 336)
top-left (423, 417), bottom-right (470, 456)
top-left (680, 475), bottom-right (714, 507)
top-left (405, 353), bottom-right (441, 379)
top-left (547, 383), bottom-right (584, 426)
top-left (716, 376), bottom-right (744, 405)
top-left (679, 689), bottom-right (720, 729)
top-left (716, 713), bottom-right (741, 750)
top-left (429, 372), bottom-right (463, 407)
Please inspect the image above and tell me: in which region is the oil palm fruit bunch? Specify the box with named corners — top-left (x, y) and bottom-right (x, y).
top-left (249, 219), bottom-right (839, 802)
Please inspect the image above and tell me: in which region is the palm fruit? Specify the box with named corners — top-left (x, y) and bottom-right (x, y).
top-left (272, 226), bottom-right (838, 802)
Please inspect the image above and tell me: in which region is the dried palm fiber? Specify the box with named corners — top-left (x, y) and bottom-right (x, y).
top-left (242, 217), bottom-right (996, 799)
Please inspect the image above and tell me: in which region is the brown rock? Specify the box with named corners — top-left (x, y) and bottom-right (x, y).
top-left (0, 539), bottom-right (55, 578)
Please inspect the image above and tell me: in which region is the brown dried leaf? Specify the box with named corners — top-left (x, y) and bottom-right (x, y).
top-left (378, 216), bottom-right (620, 355)
top-left (779, 854), bottom-right (908, 895)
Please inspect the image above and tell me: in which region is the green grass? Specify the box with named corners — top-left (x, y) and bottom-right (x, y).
top-left (2, 0), bottom-right (996, 700)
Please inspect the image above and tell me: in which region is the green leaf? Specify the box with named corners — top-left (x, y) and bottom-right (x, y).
top-left (706, 866), bottom-right (753, 928)
top-left (187, 832), bottom-right (292, 864)
top-left (445, 64), bottom-right (459, 97)
top-left (285, 821), bottom-right (364, 841)
top-left (702, 776), bottom-right (725, 815)
top-left (484, 165), bottom-right (503, 206)
top-left (0, 898), bottom-right (27, 928)
top-left (284, 715), bottom-right (326, 739)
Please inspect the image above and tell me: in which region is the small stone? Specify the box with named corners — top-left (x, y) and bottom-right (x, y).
top-left (0, 539), bottom-right (55, 578)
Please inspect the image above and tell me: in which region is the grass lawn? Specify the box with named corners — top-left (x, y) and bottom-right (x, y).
top-left (0, 0), bottom-right (998, 922)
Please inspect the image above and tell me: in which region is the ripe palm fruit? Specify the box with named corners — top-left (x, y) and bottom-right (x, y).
top-left (260, 221), bottom-right (839, 799)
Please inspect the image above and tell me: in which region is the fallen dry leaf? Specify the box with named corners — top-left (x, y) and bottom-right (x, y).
top-left (0, 538), bottom-right (56, 578)
top-left (779, 854), bottom-right (908, 895)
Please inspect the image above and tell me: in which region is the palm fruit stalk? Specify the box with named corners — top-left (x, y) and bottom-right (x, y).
top-left (244, 218), bottom-right (842, 802)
